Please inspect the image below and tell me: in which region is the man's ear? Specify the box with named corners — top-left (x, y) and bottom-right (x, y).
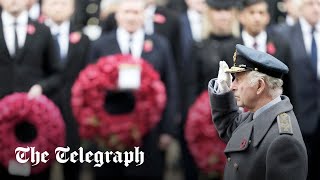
top-left (257, 78), bottom-right (266, 95)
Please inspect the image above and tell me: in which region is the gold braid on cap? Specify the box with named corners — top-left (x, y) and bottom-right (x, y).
top-left (233, 49), bottom-right (237, 66)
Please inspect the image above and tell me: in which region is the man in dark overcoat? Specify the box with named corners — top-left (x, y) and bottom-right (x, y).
top-left (208, 44), bottom-right (308, 180)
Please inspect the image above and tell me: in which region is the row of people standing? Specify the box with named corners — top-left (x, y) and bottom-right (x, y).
top-left (53, 0), bottom-right (320, 179)
top-left (0, 0), bottom-right (318, 180)
top-left (0, 0), bottom-right (90, 180)
top-left (0, 0), bottom-right (179, 179)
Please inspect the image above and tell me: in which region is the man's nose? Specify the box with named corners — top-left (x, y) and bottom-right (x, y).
top-left (230, 80), bottom-right (236, 91)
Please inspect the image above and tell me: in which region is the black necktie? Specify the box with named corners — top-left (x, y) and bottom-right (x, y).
top-left (253, 41), bottom-right (258, 50)
top-left (53, 33), bottom-right (62, 62)
top-left (13, 21), bottom-right (19, 57)
top-left (311, 28), bottom-right (318, 72)
top-left (128, 36), bottom-right (133, 55)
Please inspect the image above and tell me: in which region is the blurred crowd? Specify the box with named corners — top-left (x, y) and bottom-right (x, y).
top-left (0, 0), bottom-right (319, 180)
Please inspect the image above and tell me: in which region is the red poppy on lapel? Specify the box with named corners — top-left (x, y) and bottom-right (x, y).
top-left (267, 42), bottom-right (276, 55)
top-left (70, 32), bottom-right (82, 44)
top-left (240, 138), bottom-right (247, 149)
top-left (27, 24), bottom-right (36, 35)
top-left (154, 13), bottom-right (166, 24)
top-left (143, 39), bottom-right (153, 52)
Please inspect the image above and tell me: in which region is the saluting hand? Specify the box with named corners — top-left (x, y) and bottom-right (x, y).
top-left (217, 61), bottom-right (232, 93)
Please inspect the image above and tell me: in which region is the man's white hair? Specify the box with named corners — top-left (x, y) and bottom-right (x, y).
top-left (247, 71), bottom-right (283, 98)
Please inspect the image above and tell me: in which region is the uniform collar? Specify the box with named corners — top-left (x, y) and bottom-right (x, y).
top-left (253, 96), bottom-right (281, 119)
top-left (225, 95), bottom-right (293, 153)
top-left (252, 95), bottom-right (293, 147)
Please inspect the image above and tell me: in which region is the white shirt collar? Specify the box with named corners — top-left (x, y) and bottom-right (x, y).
top-left (2, 10), bottom-right (29, 26)
top-left (46, 20), bottom-right (70, 35)
top-left (116, 27), bottom-right (145, 58)
top-left (300, 17), bottom-right (320, 34)
top-left (300, 17), bottom-right (314, 35)
top-left (117, 27), bottom-right (144, 42)
top-left (242, 30), bottom-right (267, 52)
top-left (1, 10), bottom-right (29, 56)
top-left (299, 17), bottom-right (320, 79)
top-left (46, 19), bottom-right (70, 60)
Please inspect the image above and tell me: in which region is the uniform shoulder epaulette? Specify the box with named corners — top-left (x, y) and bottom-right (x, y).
top-left (277, 113), bottom-right (293, 135)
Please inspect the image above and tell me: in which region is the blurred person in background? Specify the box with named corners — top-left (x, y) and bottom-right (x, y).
top-left (89, 0), bottom-right (178, 179)
top-left (191, 0), bottom-right (240, 96)
top-left (143, 0), bottom-right (181, 66)
top-left (238, 0), bottom-right (292, 98)
top-left (99, 0), bottom-right (117, 35)
top-left (101, 0), bottom-right (181, 68)
top-left (42, 0), bottom-right (91, 179)
top-left (181, 1), bottom-right (240, 178)
top-left (179, 0), bottom-right (206, 66)
top-left (178, 0), bottom-right (206, 179)
top-left (100, 0), bottom-right (117, 20)
top-left (271, 0), bottom-right (302, 35)
top-left (285, 0), bottom-right (320, 179)
top-left (165, 0), bottom-right (187, 13)
top-left (265, 0), bottom-right (286, 24)
top-left (0, 0), bottom-right (61, 178)
top-left (281, 0), bottom-right (301, 26)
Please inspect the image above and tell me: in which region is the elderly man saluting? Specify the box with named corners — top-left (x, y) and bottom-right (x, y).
top-left (208, 44), bottom-right (308, 180)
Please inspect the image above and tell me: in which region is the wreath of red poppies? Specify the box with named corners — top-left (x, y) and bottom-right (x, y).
top-left (0, 93), bottom-right (65, 174)
top-left (71, 54), bottom-right (167, 150)
top-left (185, 91), bottom-right (226, 175)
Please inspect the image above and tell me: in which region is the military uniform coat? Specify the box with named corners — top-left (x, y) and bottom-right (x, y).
top-left (208, 79), bottom-right (308, 180)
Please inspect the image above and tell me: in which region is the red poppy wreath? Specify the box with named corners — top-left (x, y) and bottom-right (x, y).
top-left (71, 54), bottom-right (167, 150)
top-left (185, 91), bottom-right (226, 175)
top-left (0, 93), bottom-right (65, 174)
